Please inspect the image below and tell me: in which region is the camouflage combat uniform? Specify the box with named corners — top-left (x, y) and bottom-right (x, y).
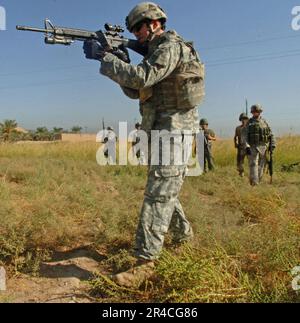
top-left (243, 116), bottom-right (275, 186)
top-left (203, 128), bottom-right (216, 172)
top-left (100, 30), bottom-right (204, 260)
top-left (234, 124), bottom-right (247, 176)
top-left (129, 127), bottom-right (147, 165)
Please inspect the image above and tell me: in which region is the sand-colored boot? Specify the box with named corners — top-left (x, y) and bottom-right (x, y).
top-left (112, 259), bottom-right (155, 288)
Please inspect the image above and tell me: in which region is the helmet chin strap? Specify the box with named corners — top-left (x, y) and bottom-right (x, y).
top-left (146, 22), bottom-right (162, 42)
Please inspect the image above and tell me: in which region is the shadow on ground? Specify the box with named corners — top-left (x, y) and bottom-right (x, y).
top-left (39, 247), bottom-right (107, 281)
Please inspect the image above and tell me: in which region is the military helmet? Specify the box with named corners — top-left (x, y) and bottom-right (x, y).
top-left (126, 2), bottom-right (167, 32)
top-left (251, 104), bottom-right (263, 113)
top-left (239, 113), bottom-right (249, 121)
top-left (200, 118), bottom-right (209, 126)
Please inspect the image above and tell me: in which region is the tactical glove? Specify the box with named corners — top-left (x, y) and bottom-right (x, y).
top-left (246, 147), bottom-right (252, 156)
top-left (111, 45), bottom-right (131, 63)
top-left (83, 40), bottom-right (106, 61)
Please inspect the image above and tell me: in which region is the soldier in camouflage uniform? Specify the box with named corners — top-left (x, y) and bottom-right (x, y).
top-left (129, 122), bottom-right (147, 165)
top-left (200, 119), bottom-right (216, 172)
top-left (234, 113), bottom-right (249, 177)
top-left (243, 105), bottom-right (276, 186)
top-left (83, 2), bottom-right (205, 286)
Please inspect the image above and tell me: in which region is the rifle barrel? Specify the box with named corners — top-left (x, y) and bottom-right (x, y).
top-left (16, 26), bottom-right (48, 33)
top-left (16, 21), bottom-right (148, 56)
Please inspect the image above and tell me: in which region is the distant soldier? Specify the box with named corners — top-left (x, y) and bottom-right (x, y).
top-left (129, 122), bottom-right (147, 165)
top-left (200, 119), bottom-right (216, 172)
top-left (243, 104), bottom-right (276, 186)
top-left (234, 113), bottom-right (249, 177)
top-left (103, 126), bottom-right (117, 164)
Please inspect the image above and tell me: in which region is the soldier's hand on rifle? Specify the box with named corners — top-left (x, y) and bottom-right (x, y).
top-left (246, 147), bottom-right (252, 156)
top-left (111, 45), bottom-right (131, 63)
top-left (83, 40), bottom-right (106, 60)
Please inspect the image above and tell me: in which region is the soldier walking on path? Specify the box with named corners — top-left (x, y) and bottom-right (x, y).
top-left (83, 2), bottom-right (205, 286)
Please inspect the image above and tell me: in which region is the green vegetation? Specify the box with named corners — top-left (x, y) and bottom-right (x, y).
top-left (0, 119), bottom-right (84, 142)
top-left (71, 126), bottom-right (83, 134)
top-left (0, 137), bottom-right (299, 302)
top-left (0, 120), bottom-right (30, 142)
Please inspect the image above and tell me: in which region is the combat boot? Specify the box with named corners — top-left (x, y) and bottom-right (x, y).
top-left (172, 227), bottom-right (194, 246)
top-left (250, 180), bottom-right (259, 186)
top-left (111, 259), bottom-right (155, 288)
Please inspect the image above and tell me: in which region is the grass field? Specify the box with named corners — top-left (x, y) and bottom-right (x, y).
top-left (0, 137), bottom-right (299, 303)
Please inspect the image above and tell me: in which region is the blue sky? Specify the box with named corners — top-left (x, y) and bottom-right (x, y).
top-left (0, 0), bottom-right (299, 136)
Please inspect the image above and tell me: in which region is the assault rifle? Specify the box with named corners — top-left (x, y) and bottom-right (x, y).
top-left (16, 19), bottom-right (148, 56)
top-left (281, 161), bottom-right (300, 172)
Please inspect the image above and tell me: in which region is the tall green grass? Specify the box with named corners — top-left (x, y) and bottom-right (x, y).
top-left (213, 135), bottom-right (300, 168)
top-left (0, 137), bottom-right (299, 302)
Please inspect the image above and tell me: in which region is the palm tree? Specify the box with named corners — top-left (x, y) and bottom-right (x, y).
top-left (71, 126), bottom-right (83, 134)
top-left (52, 127), bottom-right (64, 141)
top-left (53, 127), bottom-right (64, 134)
top-left (34, 127), bottom-right (50, 141)
top-left (0, 119), bottom-right (18, 142)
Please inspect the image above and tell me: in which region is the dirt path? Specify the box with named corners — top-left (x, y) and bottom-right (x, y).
top-left (0, 247), bottom-right (107, 303)
top-left (0, 194), bottom-right (245, 303)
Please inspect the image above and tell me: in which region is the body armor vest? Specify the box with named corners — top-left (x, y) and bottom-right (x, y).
top-left (140, 31), bottom-right (205, 111)
top-left (248, 118), bottom-right (270, 145)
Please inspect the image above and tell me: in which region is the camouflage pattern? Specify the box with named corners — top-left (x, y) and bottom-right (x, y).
top-left (247, 117), bottom-right (272, 146)
top-left (236, 148), bottom-right (247, 176)
top-left (248, 146), bottom-right (268, 185)
top-left (129, 127), bottom-right (147, 165)
top-left (126, 2), bottom-right (167, 32)
top-left (100, 29), bottom-right (202, 260)
top-left (101, 30), bottom-right (203, 133)
top-left (100, 128), bottom-right (117, 164)
top-left (251, 104), bottom-right (263, 113)
top-left (243, 116), bottom-right (276, 185)
top-left (148, 33), bottom-right (205, 112)
top-left (239, 113), bottom-right (249, 122)
top-left (234, 125), bottom-right (247, 176)
top-left (135, 165), bottom-right (193, 260)
top-left (235, 125), bottom-right (247, 148)
top-left (202, 129), bottom-right (215, 172)
top-left (200, 118), bottom-right (208, 125)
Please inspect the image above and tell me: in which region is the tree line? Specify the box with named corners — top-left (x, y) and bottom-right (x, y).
top-left (0, 120), bottom-right (83, 142)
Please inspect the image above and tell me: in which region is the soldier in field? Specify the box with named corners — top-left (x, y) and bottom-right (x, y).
top-left (234, 113), bottom-right (249, 177)
top-left (83, 2), bottom-right (205, 286)
top-left (199, 119), bottom-right (216, 172)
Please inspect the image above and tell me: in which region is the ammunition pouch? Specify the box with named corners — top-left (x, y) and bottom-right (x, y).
top-left (153, 60), bottom-right (205, 111)
top-left (248, 121), bottom-right (270, 145)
